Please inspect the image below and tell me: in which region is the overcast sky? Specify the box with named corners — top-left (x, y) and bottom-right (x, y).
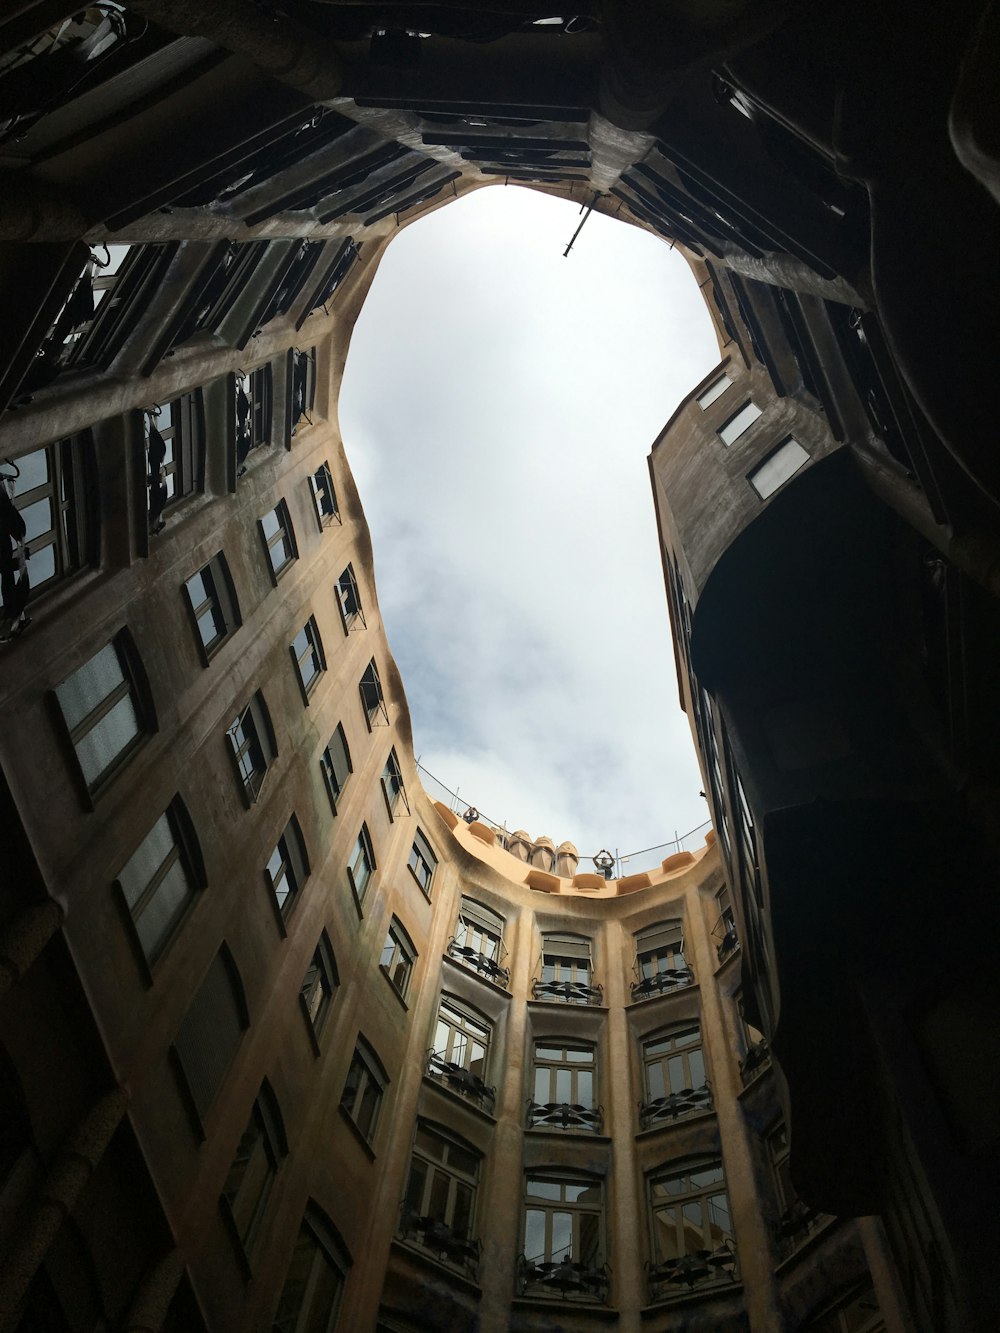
top-left (339, 185), bottom-right (720, 869)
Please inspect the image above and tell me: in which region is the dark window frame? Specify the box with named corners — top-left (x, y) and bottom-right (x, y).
top-left (408, 828), bottom-right (437, 897)
top-left (220, 1079), bottom-right (288, 1269)
top-left (381, 747), bottom-right (408, 820)
top-left (226, 690), bottom-right (276, 806)
top-left (3, 431), bottom-right (96, 599)
top-left (359, 658), bottom-right (388, 730)
top-left (340, 1036), bottom-right (388, 1147)
top-left (309, 461), bottom-right (340, 529)
top-left (380, 916), bottom-right (416, 1001)
top-left (291, 615), bottom-right (326, 703)
top-left (320, 723), bottom-right (352, 813)
top-left (259, 499), bottom-right (297, 583)
top-left (337, 563), bottom-right (365, 633)
top-left (346, 823), bottom-right (376, 911)
top-left (300, 930), bottom-right (339, 1049)
top-left (183, 552), bottom-right (240, 664)
top-left (265, 814), bottom-right (309, 928)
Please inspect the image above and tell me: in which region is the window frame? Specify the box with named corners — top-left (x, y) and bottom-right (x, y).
top-left (183, 552), bottom-right (240, 664)
top-left (337, 563), bottom-right (365, 633)
top-left (646, 1157), bottom-right (737, 1301)
top-left (407, 828), bottom-right (437, 897)
top-left (340, 1036), bottom-right (387, 1146)
top-left (428, 994), bottom-right (494, 1110)
top-left (113, 797), bottom-right (205, 972)
top-left (289, 345), bottom-right (317, 439)
top-left (300, 930), bottom-right (338, 1048)
top-left (309, 462), bottom-right (340, 529)
top-left (264, 815), bottom-right (309, 928)
top-left (235, 363), bottom-right (273, 476)
top-left (221, 1079), bottom-right (287, 1267)
top-left (696, 372), bottom-right (732, 409)
top-left (290, 615), bottom-right (326, 702)
top-left (144, 390), bottom-right (204, 533)
top-left (534, 932), bottom-right (601, 1006)
top-left (259, 499), bottom-right (297, 583)
top-left (226, 690), bottom-right (276, 806)
top-left (400, 1122), bottom-right (482, 1276)
top-left (747, 436), bottom-right (810, 499)
top-left (171, 945), bottom-right (249, 1133)
top-left (449, 897), bottom-right (508, 987)
top-left (639, 1024), bottom-right (712, 1129)
top-left (4, 432), bottom-right (94, 597)
top-left (718, 399), bottom-right (762, 446)
top-left (381, 747), bottom-right (409, 820)
top-left (272, 1202), bottom-right (351, 1333)
top-left (320, 722), bottom-right (352, 814)
top-left (520, 1171), bottom-right (608, 1303)
top-left (380, 916), bottom-right (417, 1001)
top-left (359, 658), bottom-right (388, 729)
top-left (631, 920), bottom-right (692, 1001)
top-left (346, 823), bottom-right (375, 910)
top-left (529, 1041), bottom-right (600, 1133)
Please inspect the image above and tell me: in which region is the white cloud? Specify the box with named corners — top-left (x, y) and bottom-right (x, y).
top-left (340, 185), bottom-right (720, 866)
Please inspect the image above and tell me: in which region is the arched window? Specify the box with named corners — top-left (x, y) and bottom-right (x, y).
top-left (520, 1171), bottom-right (608, 1304)
top-left (529, 1040), bottom-right (600, 1133)
top-left (400, 1122), bottom-right (481, 1278)
top-left (448, 897), bottom-right (508, 987)
top-left (631, 921), bottom-right (692, 1001)
top-left (429, 994), bottom-right (494, 1111)
top-left (173, 944), bottom-right (248, 1126)
top-left (273, 1201), bottom-right (351, 1333)
top-left (647, 1158), bottom-right (736, 1301)
top-left (639, 1025), bottom-right (712, 1128)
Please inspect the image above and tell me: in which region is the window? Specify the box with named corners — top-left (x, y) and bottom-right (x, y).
top-left (748, 437), bottom-right (809, 498)
top-left (115, 799), bottom-right (202, 967)
top-left (718, 399), bottom-right (762, 446)
top-left (359, 658), bottom-right (387, 728)
top-left (408, 829), bottom-right (437, 896)
top-left (320, 723), bottom-right (352, 813)
top-left (534, 933), bottom-right (600, 1006)
top-left (640, 1025), bottom-right (712, 1128)
top-left (381, 748), bottom-right (408, 819)
top-left (400, 1124), bottom-right (481, 1277)
top-left (337, 564), bottom-right (364, 632)
top-left (273, 1203), bottom-right (351, 1333)
top-left (737, 993), bottom-right (770, 1084)
top-left (647, 1159), bottom-right (736, 1300)
top-left (290, 347), bottom-right (317, 437)
top-left (45, 243), bottom-right (169, 373)
top-left (380, 918), bottom-right (416, 1000)
top-left (184, 553), bottom-right (239, 660)
top-left (265, 816), bottom-right (309, 924)
top-left (300, 931), bottom-right (338, 1039)
top-left (144, 392), bottom-right (202, 533)
top-left (520, 1173), bottom-right (607, 1303)
top-left (769, 1121), bottom-right (826, 1251)
top-left (54, 633), bottom-right (150, 792)
top-left (713, 886), bottom-right (739, 962)
top-left (529, 1042), bottom-right (600, 1132)
top-left (291, 617), bottom-right (325, 700)
top-left (226, 691), bottom-right (275, 804)
top-left (222, 1080), bottom-right (287, 1259)
top-left (449, 898), bottom-right (508, 987)
top-left (632, 921), bottom-right (692, 1000)
top-left (173, 947), bottom-right (247, 1121)
top-left (235, 365), bottom-right (273, 474)
top-left (309, 462), bottom-right (339, 528)
top-left (806, 1279), bottom-right (885, 1333)
top-left (3, 434), bottom-right (92, 597)
top-left (696, 373), bottom-right (732, 409)
top-left (340, 1037), bottom-right (387, 1144)
top-left (428, 996), bottom-right (494, 1111)
top-left (346, 824), bottom-right (375, 906)
top-left (260, 500), bottom-right (296, 581)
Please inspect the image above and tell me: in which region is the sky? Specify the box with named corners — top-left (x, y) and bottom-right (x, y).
top-left (338, 185), bottom-right (721, 870)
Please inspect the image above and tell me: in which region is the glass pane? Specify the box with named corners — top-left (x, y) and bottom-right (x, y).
top-left (380, 936), bottom-right (396, 970)
top-left (449, 1145), bottom-right (478, 1177)
top-left (646, 1062), bottom-right (665, 1101)
top-left (356, 1077), bottom-right (379, 1138)
top-left (578, 1213), bottom-right (600, 1266)
top-left (554, 1068), bottom-right (571, 1103)
top-left (681, 1200), bottom-right (704, 1252)
top-left (468, 1041), bottom-right (486, 1080)
top-left (749, 438), bottom-right (809, 498)
top-left (15, 448), bottom-right (48, 493)
top-left (29, 542), bottom-right (57, 585)
top-left (527, 1179), bottom-right (561, 1201)
top-left (118, 814), bottom-right (173, 906)
top-left (690, 1164), bottom-right (725, 1189)
top-left (76, 693), bottom-right (139, 785)
top-left (707, 1191), bottom-right (732, 1245)
top-left (21, 497), bottom-right (52, 542)
top-left (452, 1182), bottom-right (472, 1238)
top-left (689, 1048), bottom-right (706, 1087)
top-left (524, 1209), bottom-right (545, 1263)
top-left (428, 1168), bottom-right (449, 1221)
top-left (261, 509), bottom-right (280, 540)
top-left (577, 1070), bottom-right (593, 1106)
top-left (136, 858), bottom-right (192, 961)
top-left (667, 1054), bottom-right (685, 1092)
top-left (57, 643), bottom-right (123, 730)
top-left (653, 1203), bottom-right (680, 1260)
top-left (405, 1158), bottom-right (427, 1215)
top-left (719, 400), bottom-right (762, 445)
top-left (186, 570), bottom-right (208, 607)
top-left (551, 1211), bottom-right (572, 1262)
top-left (567, 1048), bottom-right (592, 1063)
top-left (534, 1068), bottom-right (549, 1103)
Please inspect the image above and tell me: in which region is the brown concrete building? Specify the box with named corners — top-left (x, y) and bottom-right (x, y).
top-left (1, 3), bottom-right (999, 1331)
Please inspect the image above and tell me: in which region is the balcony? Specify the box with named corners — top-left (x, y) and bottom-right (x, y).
top-left (446, 937), bottom-right (510, 989)
top-left (646, 1243), bottom-right (737, 1301)
top-left (527, 1101), bottom-right (603, 1133)
top-left (775, 1197), bottom-right (831, 1259)
top-left (517, 1255), bottom-right (610, 1304)
top-left (630, 967), bottom-right (694, 1002)
top-left (531, 978), bottom-right (603, 1006)
top-left (716, 928), bottom-right (739, 964)
top-left (638, 1081), bottom-right (713, 1130)
top-left (399, 1210), bottom-right (481, 1279)
top-left (425, 1051), bottom-right (496, 1113)
top-left (739, 1039), bottom-right (770, 1086)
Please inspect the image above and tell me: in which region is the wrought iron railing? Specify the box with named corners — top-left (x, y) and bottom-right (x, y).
top-left (638, 1081), bottom-right (713, 1130)
top-left (630, 967), bottom-right (694, 1002)
top-left (775, 1197), bottom-right (830, 1257)
top-left (646, 1242), bottom-right (737, 1301)
top-left (425, 1051), bottom-right (496, 1113)
top-left (446, 938), bottom-right (510, 989)
top-left (517, 1254), bottom-right (610, 1303)
top-left (739, 1038), bottom-right (770, 1085)
top-left (531, 978), bottom-right (604, 1006)
top-left (716, 928), bottom-right (740, 963)
top-left (526, 1100), bottom-right (603, 1133)
top-left (399, 1210), bottom-right (481, 1279)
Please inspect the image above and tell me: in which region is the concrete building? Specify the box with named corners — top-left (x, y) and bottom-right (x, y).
top-left (1, 3), bottom-right (998, 1331)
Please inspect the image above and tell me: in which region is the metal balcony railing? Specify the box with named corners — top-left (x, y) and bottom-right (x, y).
top-left (399, 1210), bottom-right (481, 1279)
top-left (517, 1254), bottom-right (610, 1303)
top-left (638, 1081), bottom-right (713, 1130)
top-left (630, 967), bottom-right (694, 1002)
top-left (775, 1197), bottom-right (830, 1257)
top-left (526, 1100), bottom-right (603, 1133)
top-left (531, 978), bottom-right (603, 1006)
top-left (646, 1243), bottom-right (737, 1301)
top-left (716, 928), bottom-right (740, 963)
top-left (425, 1050), bottom-right (496, 1113)
top-left (446, 938), bottom-right (510, 989)
top-left (739, 1038), bottom-right (770, 1085)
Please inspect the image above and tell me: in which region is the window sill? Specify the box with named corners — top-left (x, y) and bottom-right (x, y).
top-left (390, 1237), bottom-right (482, 1297)
top-left (337, 1103), bottom-right (376, 1161)
top-left (635, 1106), bottom-right (717, 1140)
top-left (628, 981), bottom-right (701, 1008)
top-left (641, 1279), bottom-right (743, 1317)
top-left (773, 1214), bottom-right (844, 1275)
top-left (526, 998), bottom-right (609, 1015)
top-left (525, 1126), bottom-right (611, 1144)
top-left (441, 952), bottom-right (511, 999)
top-left (421, 1073), bottom-right (497, 1125)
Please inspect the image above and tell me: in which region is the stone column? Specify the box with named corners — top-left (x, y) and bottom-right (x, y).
top-left (121, 1249), bottom-right (187, 1333)
top-left (0, 900), bottom-right (64, 999)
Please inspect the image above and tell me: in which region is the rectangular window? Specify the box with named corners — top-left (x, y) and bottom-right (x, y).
top-left (290, 346), bottom-right (317, 437)
top-left (713, 886), bottom-right (739, 962)
top-left (340, 1037), bottom-right (386, 1143)
top-left (273, 1204), bottom-right (350, 1333)
top-left (401, 1126), bottom-right (481, 1276)
top-left (265, 816), bottom-right (309, 923)
top-left (381, 747), bottom-right (408, 819)
top-left (226, 691), bottom-right (275, 804)
top-left (647, 1159), bottom-right (736, 1300)
top-left (184, 553), bottom-right (239, 661)
top-left (359, 658), bottom-right (388, 729)
top-left (429, 996), bottom-right (493, 1110)
top-left (535, 933), bottom-right (600, 1005)
top-left (408, 829), bottom-right (437, 896)
top-left (5, 434), bottom-right (91, 595)
top-left (640, 1025), bottom-right (711, 1128)
top-left (235, 365), bottom-right (273, 475)
top-left (309, 462), bottom-right (339, 528)
top-left (320, 723), bottom-right (352, 813)
top-left (291, 616), bottom-right (325, 700)
top-left (346, 823), bottom-right (375, 906)
top-left (259, 500), bottom-right (296, 581)
top-left (521, 1174), bottom-right (607, 1303)
top-left (450, 897), bottom-right (508, 987)
top-left (718, 399), bottom-right (762, 446)
top-left (55, 634), bottom-right (149, 792)
top-left (696, 373), bottom-right (732, 409)
top-left (380, 917), bottom-right (416, 999)
top-left (145, 391), bottom-right (202, 533)
top-left (337, 563), bottom-right (364, 632)
top-left (300, 931), bottom-right (338, 1038)
top-left (222, 1081), bottom-right (286, 1259)
top-left (116, 800), bottom-right (201, 966)
top-left (632, 921), bottom-right (692, 1000)
top-left (173, 947), bottom-right (246, 1121)
top-left (530, 1042), bottom-right (600, 1132)
top-left (748, 437), bottom-right (809, 498)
